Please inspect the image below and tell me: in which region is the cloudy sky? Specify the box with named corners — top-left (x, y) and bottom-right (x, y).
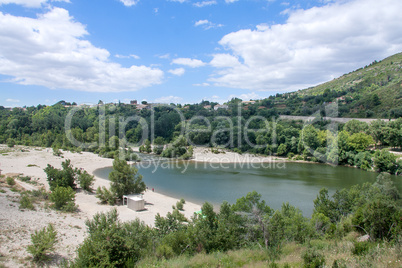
top-left (0, 0), bottom-right (401, 107)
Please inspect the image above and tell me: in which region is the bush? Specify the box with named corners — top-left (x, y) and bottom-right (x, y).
top-left (373, 149), bottom-right (397, 174)
top-left (44, 159), bottom-right (77, 191)
top-left (96, 186), bottom-right (116, 205)
top-left (72, 209), bottom-right (154, 267)
top-left (27, 224), bottom-right (58, 263)
top-left (49, 186), bottom-right (76, 212)
top-left (77, 170), bottom-right (95, 192)
top-left (155, 244), bottom-right (175, 259)
top-left (351, 241), bottom-right (374, 256)
top-left (20, 194), bottom-right (35, 210)
top-left (233, 148), bottom-right (242, 154)
top-left (302, 248), bottom-right (325, 268)
top-left (6, 177), bottom-right (16, 186)
top-left (6, 138), bottom-right (15, 148)
top-left (176, 200), bottom-right (184, 211)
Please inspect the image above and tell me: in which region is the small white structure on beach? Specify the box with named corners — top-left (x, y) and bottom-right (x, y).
top-left (123, 194), bottom-right (145, 211)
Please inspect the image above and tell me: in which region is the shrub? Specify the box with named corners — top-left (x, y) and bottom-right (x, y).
top-left (77, 170), bottom-right (95, 192)
top-left (6, 138), bottom-right (15, 148)
top-left (20, 194), bottom-right (35, 210)
top-left (351, 241), bottom-right (374, 256)
top-left (52, 147), bottom-right (63, 156)
top-left (302, 248), bottom-right (325, 268)
top-left (96, 186), bottom-right (116, 205)
top-left (72, 209), bottom-right (154, 267)
top-left (31, 188), bottom-right (49, 200)
top-left (19, 176), bottom-right (31, 182)
top-left (287, 152), bottom-right (295, 159)
top-left (155, 244), bottom-right (175, 259)
top-left (44, 159), bottom-right (77, 191)
top-left (176, 200), bottom-right (184, 211)
top-left (6, 177), bottom-right (16, 186)
top-left (27, 224), bottom-right (58, 263)
top-left (233, 148), bottom-right (242, 154)
top-left (49, 186), bottom-right (76, 212)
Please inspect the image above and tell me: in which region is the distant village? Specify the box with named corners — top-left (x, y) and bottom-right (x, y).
top-left (3, 99), bottom-right (261, 111)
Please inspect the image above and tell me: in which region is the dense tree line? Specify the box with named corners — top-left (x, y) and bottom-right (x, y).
top-left (1, 102), bottom-right (401, 174)
top-left (65, 174), bottom-right (401, 267)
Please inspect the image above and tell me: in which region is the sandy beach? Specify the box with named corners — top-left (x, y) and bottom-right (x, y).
top-left (192, 146), bottom-right (285, 163)
top-left (0, 145), bottom-right (203, 267)
top-left (0, 144), bottom-right (286, 266)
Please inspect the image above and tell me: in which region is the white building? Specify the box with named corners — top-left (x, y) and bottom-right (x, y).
top-left (123, 194), bottom-right (145, 211)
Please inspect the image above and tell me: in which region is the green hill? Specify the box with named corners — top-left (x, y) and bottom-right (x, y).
top-left (297, 52), bottom-right (402, 118)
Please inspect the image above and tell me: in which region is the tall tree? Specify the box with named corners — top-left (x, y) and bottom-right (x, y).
top-left (109, 158), bottom-right (146, 201)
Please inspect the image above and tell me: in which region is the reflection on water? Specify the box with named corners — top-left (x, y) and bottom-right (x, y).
top-left (93, 157), bottom-right (400, 216)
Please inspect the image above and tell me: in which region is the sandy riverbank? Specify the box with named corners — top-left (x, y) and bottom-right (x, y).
top-left (0, 145), bottom-right (202, 267)
top-left (0, 144), bottom-right (291, 266)
top-left (192, 146), bottom-right (286, 163)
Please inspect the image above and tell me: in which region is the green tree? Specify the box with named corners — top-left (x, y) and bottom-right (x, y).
top-left (347, 132), bottom-right (374, 152)
top-left (27, 224), bottom-right (58, 263)
top-left (109, 158), bottom-right (146, 201)
top-left (277, 143), bottom-right (288, 156)
top-left (352, 195), bottom-right (401, 240)
top-left (49, 186), bottom-right (76, 212)
top-left (143, 139), bottom-right (152, 153)
top-left (373, 149), bottom-right (398, 174)
top-left (153, 136), bottom-right (165, 155)
top-left (344, 120), bottom-right (369, 134)
top-left (6, 138), bottom-right (15, 147)
top-left (44, 159), bottom-right (77, 191)
top-left (77, 169), bottom-right (95, 192)
top-left (369, 120), bottom-right (386, 147)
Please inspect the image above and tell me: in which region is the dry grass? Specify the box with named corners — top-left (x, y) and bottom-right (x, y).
top-left (136, 236), bottom-right (402, 268)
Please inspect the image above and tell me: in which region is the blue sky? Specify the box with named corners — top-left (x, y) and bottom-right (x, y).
top-left (0, 0), bottom-right (401, 107)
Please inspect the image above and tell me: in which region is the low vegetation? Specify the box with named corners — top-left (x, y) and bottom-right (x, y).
top-left (27, 224), bottom-right (58, 263)
top-left (63, 173), bottom-right (401, 267)
top-left (49, 186), bottom-right (76, 212)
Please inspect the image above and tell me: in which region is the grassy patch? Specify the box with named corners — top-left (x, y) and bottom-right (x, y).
top-left (19, 194), bottom-right (35, 210)
top-left (17, 176), bottom-right (38, 186)
top-left (27, 164), bottom-right (38, 167)
top-left (6, 177), bottom-right (16, 186)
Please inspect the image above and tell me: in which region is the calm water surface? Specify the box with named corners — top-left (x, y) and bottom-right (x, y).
top-left (93, 159), bottom-right (400, 216)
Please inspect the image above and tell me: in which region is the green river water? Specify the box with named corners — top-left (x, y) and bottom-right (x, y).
top-left (93, 159), bottom-right (400, 216)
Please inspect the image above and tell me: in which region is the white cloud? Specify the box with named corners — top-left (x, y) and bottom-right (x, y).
top-left (168, 68), bottom-right (185, 76)
top-left (6, 98), bottom-right (20, 102)
top-left (193, 1), bottom-right (217, 8)
top-left (119, 0), bottom-right (139, 7)
top-left (0, 8), bottom-right (164, 92)
top-left (169, 0), bottom-right (187, 3)
top-left (193, 82), bottom-right (210, 87)
top-left (210, 0), bottom-right (402, 91)
top-left (194, 20), bottom-right (209, 27)
top-left (229, 92), bottom-right (261, 101)
top-left (115, 54), bottom-right (140, 59)
top-left (154, 96), bottom-right (183, 103)
top-left (225, 0), bottom-right (239, 3)
top-left (210, 54), bottom-right (240, 68)
top-left (0, 0), bottom-right (69, 8)
top-left (195, 19), bottom-right (223, 30)
top-left (172, 58), bottom-right (206, 68)
top-left (157, 53), bottom-right (170, 59)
